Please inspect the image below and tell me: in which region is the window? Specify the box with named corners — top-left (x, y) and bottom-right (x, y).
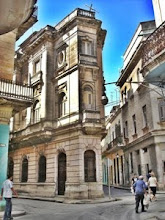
top-left (83, 86), bottom-right (93, 109)
top-left (143, 147), bottom-right (148, 153)
top-left (130, 152), bottom-right (133, 173)
top-left (138, 164), bottom-right (141, 175)
top-left (34, 60), bottom-right (40, 74)
top-left (163, 161), bottom-right (165, 173)
top-left (114, 159), bottom-right (116, 184)
top-left (137, 68), bottom-right (140, 83)
top-left (84, 150), bottom-right (96, 182)
top-left (145, 164), bottom-right (149, 174)
top-left (21, 157), bottom-right (28, 182)
top-left (142, 105), bottom-right (148, 127)
top-left (8, 158), bottom-right (14, 177)
top-left (132, 114), bottom-right (137, 134)
top-left (82, 41), bottom-right (93, 55)
top-left (33, 100), bottom-right (40, 123)
top-left (38, 155), bottom-right (46, 182)
top-left (57, 50), bottom-right (65, 67)
top-left (59, 92), bottom-right (67, 117)
top-left (158, 100), bottom-right (165, 121)
top-left (124, 121), bottom-right (128, 138)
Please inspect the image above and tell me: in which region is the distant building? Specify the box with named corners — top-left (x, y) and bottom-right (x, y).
top-left (102, 105), bottom-right (124, 187)
top-left (9, 8), bottom-right (107, 199)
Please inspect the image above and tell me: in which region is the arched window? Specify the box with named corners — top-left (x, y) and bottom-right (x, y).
top-left (59, 92), bottom-right (67, 117)
top-left (21, 157), bottom-right (28, 182)
top-left (33, 100), bottom-right (40, 123)
top-left (38, 155), bottom-right (46, 182)
top-left (8, 157), bottom-right (14, 177)
top-left (83, 86), bottom-right (93, 109)
top-left (84, 150), bottom-right (96, 182)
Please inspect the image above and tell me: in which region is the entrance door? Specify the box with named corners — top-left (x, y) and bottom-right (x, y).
top-left (58, 153), bottom-right (66, 195)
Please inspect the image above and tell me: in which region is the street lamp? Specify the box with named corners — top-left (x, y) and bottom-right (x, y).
top-left (101, 78), bottom-right (109, 105)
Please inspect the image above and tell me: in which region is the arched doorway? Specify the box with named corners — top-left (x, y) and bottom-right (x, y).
top-left (58, 152), bottom-right (66, 195)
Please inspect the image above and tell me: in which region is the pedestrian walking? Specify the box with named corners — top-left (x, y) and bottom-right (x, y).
top-left (0, 175), bottom-right (18, 220)
top-left (131, 174), bottom-right (137, 194)
top-left (148, 172), bottom-right (158, 201)
top-left (133, 175), bottom-right (147, 213)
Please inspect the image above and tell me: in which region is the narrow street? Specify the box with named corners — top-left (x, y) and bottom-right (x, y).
top-left (12, 187), bottom-right (165, 220)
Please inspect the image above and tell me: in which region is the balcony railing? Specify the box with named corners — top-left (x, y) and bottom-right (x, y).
top-left (143, 21), bottom-right (165, 67)
top-left (0, 78), bottom-right (33, 102)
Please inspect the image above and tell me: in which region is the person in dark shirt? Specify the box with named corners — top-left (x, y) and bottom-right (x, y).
top-left (133, 175), bottom-right (147, 213)
top-left (146, 169), bottom-right (152, 181)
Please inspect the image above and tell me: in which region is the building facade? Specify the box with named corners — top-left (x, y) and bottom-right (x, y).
top-left (103, 14), bottom-right (165, 189)
top-left (9, 8), bottom-right (107, 199)
top-left (0, 1), bottom-right (37, 211)
top-left (102, 105), bottom-right (124, 187)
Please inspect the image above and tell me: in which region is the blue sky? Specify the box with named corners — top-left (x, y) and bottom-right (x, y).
top-left (16, 0), bottom-right (155, 115)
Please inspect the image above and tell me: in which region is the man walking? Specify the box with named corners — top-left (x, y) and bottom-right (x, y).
top-left (133, 175), bottom-right (146, 213)
top-left (0, 175), bottom-right (18, 220)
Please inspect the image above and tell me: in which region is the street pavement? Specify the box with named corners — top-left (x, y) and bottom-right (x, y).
top-left (2, 187), bottom-right (165, 220)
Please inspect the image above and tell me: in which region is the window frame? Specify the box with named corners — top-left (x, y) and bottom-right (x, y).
top-left (38, 155), bottom-right (46, 183)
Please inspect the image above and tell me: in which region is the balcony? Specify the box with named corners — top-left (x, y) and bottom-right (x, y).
top-left (82, 109), bottom-right (103, 135)
top-left (142, 21), bottom-right (165, 68)
top-left (0, 78), bottom-right (33, 105)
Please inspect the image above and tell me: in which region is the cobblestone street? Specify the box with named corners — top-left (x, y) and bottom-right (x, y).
top-left (11, 188), bottom-right (165, 220)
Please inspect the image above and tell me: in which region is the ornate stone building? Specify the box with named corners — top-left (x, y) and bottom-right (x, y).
top-left (9, 8), bottom-right (107, 199)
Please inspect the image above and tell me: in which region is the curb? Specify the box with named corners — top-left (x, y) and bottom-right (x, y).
top-left (13, 196), bottom-right (119, 204)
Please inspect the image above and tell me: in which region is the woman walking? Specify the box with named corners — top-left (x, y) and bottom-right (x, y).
top-left (148, 172), bottom-right (158, 201)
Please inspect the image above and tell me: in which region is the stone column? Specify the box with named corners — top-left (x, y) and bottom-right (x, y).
top-left (0, 105), bottom-right (12, 211)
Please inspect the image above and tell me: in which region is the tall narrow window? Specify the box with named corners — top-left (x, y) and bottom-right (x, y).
top-left (84, 150), bottom-right (96, 182)
top-left (130, 152), bottom-right (133, 173)
top-left (138, 164), bottom-right (141, 175)
top-left (38, 155), bottom-right (46, 182)
top-left (33, 100), bottom-right (40, 123)
top-left (83, 86), bottom-right (93, 109)
top-left (34, 60), bottom-right (40, 74)
top-left (21, 157), bottom-right (28, 182)
top-left (114, 159), bottom-right (116, 184)
top-left (124, 121), bottom-right (128, 138)
top-left (8, 158), bottom-right (14, 177)
top-left (132, 114), bottom-right (137, 134)
top-left (82, 41), bottom-right (92, 55)
top-left (158, 100), bottom-right (165, 121)
top-left (142, 105), bottom-right (148, 127)
top-left (59, 92), bottom-right (66, 117)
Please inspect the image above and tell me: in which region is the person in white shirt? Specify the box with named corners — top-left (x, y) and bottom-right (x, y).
top-left (0, 175), bottom-right (18, 220)
top-left (148, 172), bottom-right (158, 201)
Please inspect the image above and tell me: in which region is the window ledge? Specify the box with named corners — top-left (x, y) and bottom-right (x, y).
top-left (142, 126), bottom-right (149, 134)
top-left (132, 133), bottom-right (138, 140)
top-left (124, 138), bottom-right (129, 144)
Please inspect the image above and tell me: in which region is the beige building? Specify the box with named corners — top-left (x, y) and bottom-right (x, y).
top-left (103, 13), bottom-right (165, 189)
top-left (9, 8), bottom-right (107, 199)
top-left (102, 105), bottom-right (124, 187)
